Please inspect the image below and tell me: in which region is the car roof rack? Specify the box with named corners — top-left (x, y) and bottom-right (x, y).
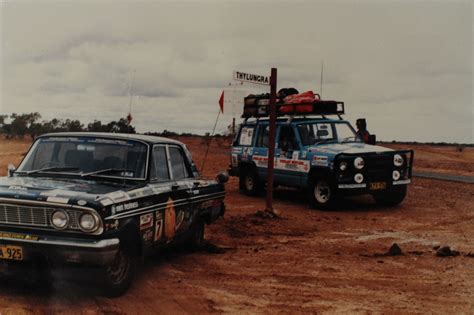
top-left (241, 99), bottom-right (345, 119)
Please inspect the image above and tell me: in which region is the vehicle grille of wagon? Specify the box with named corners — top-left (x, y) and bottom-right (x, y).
top-left (0, 202), bottom-right (85, 231)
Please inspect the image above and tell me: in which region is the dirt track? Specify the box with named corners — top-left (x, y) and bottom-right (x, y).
top-left (0, 137), bottom-right (473, 314)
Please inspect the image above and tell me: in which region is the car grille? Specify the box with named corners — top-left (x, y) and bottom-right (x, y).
top-left (0, 203), bottom-right (81, 230)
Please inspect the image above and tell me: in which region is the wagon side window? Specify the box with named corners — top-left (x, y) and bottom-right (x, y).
top-left (256, 125), bottom-right (269, 147)
top-left (151, 145), bottom-right (170, 181)
top-left (168, 146), bottom-right (192, 180)
top-left (238, 126), bottom-right (255, 146)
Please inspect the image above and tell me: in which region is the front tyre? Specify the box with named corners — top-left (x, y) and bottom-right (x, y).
top-left (309, 178), bottom-right (335, 210)
top-left (102, 246), bottom-right (136, 297)
top-left (372, 185), bottom-right (407, 207)
top-left (240, 169), bottom-right (262, 196)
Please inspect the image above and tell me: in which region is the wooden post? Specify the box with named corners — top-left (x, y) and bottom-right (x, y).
top-left (265, 68), bottom-right (277, 214)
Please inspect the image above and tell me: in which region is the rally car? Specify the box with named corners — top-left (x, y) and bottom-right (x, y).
top-left (229, 94), bottom-right (413, 209)
top-left (0, 132), bottom-right (227, 296)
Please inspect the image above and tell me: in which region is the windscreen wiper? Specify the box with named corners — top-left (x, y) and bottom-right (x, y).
top-left (81, 168), bottom-right (133, 178)
top-left (313, 139), bottom-right (334, 146)
top-left (340, 136), bottom-right (358, 143)
top-left (22, 166), bottom-right (79, 175)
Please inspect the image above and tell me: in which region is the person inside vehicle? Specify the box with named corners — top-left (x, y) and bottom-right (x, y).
top-left (356, 118), bottom-right (371, 143)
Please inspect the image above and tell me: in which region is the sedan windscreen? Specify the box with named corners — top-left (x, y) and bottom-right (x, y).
top-left (17, 137), bottom-right (148, 179)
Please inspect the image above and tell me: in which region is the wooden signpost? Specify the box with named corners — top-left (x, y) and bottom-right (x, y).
top-left (234, 68), bottom-right (278, 215)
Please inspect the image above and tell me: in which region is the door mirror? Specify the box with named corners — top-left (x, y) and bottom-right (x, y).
top-left (368, 135), bottom-right (376, 145)
top-left (216, 171), bottom-right (229, 184)
top-left (7, 163), bottom-right (16, 177)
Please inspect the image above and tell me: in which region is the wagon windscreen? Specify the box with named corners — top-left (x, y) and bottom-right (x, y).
top-left (17, 136), bottom-right (148, 179)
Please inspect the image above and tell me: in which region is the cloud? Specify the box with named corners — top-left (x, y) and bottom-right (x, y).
top-left (0, 1), bottom-right (471, 143)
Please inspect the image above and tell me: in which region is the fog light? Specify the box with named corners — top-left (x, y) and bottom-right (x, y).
top-left (339, 161), bottom-right (348, 171)
top-left (354, 157), bottom-right (365, 169)
top-left (392, 170), bottom-right (401, 180)
top-left (79, 213), bottom-right (98, 232)
top-left (354, 173), bottom-right (364, 183)
top-left (51, 210), bottom-right (69, 230)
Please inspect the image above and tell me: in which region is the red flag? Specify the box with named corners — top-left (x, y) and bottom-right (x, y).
top-left (127, 113), bottom-right (133, 124)
top-left (218, 91), bottom-right (224, 113)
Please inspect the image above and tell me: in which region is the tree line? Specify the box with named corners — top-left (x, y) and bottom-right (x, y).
top-left (0, 112), bottom-right (136, 139)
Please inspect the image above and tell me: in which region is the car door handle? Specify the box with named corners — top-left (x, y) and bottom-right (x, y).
top-left (171, 183), bottom-right (179, 190)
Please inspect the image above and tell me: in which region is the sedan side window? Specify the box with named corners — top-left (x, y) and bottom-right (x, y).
top-left (151, 146), bottom-right (170, 181)
top-left (169, 146), bottom-right (191, 180)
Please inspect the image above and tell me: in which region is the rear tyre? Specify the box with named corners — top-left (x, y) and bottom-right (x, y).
top-left (309, 177), bottom-right (335, 210)
top-left (187, 219), bottom-right (206, 250)
top-left (102, 244), bottom-right (136, 297)
top-left (372, 185), bottom-right (407, 207)
top-left (240, 169), bottom-right (262, 196)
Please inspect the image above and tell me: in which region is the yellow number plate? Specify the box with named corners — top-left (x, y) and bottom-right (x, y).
top-left (0, 245), bottom-right (23, 261)
top-left (369, 182), bottom-right (387, 190)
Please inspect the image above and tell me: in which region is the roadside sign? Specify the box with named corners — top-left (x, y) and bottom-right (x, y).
top-left (233, 71), bottom-right (270, 86)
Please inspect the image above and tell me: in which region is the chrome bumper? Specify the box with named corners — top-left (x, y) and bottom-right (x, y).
top-left (0, 235), bottom-right (120, 266)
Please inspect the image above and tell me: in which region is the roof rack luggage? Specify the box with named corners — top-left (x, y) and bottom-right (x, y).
top-left (241, 90), bottom-right (344, 118)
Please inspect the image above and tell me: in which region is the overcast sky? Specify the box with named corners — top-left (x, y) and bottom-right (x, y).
top-left (0, 0), bottom-right (472, 143)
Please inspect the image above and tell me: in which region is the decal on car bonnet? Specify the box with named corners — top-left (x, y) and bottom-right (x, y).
top-left (105, 191), bottom-right (131, 203)
top-left (46, 196), bottom-right (69, 204)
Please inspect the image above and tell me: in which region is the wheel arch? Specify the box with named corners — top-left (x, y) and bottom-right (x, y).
top-left (117, 218), bottom-right (143, 257)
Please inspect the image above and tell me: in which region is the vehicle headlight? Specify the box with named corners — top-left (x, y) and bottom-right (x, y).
top-left (79, 213), bottom-right (99, 232)
top-left (392, 170), bottom-right (401, 180)
top-left (394, 154), bottom-right (404, 167)
top-left (354, 157), bottom-right (365, 169)
top-left (354, 173), bottom-right (364, 183)
top-left (339, 161), bottom-right (348, 171)
top-left (51, 210), bottom-right (69, 230)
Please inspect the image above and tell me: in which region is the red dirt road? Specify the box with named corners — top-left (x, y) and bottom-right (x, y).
top-left (0, 137), bottom-right (473, 314)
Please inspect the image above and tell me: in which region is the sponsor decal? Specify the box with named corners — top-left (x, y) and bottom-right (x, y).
top-left (140, 213), bottom-right (154, 230)
top-left (277, 158), bottom-right (310, 172)
top-left (106, 191), bottom-right (130, 203)
top-left (99, 198), bottom-right (114, 207)
top-left (46, 196), bottom-right (69, 204)
top-left (232, 147), bottom-right (243, 154)
top-left (154, 211), bottom-right (164, 242)
top-left (239, 128), bottom-right (254, 146)
top-left (252, 155), bottom-right (269, 167)
top-left (112, 201), bottom-right (139, 213)
top-left (175, 211), bottom-right (185, 231)
top-left (151, 185), bottom-right (169, 194)
top-left (0, 232), bottom-right (38, 241)
top-left (231, 154), bottom-right (238, 167)
top-left (164, 198), bottom-right (176, 241)
top-left (142, 229), bottom-right (153, 242)
top-left (77, 200), bottom-right (87, 206)
top-left (105, 220), bottom-right (119, 231)
top-left (312, 155), bottom-right (329, 166)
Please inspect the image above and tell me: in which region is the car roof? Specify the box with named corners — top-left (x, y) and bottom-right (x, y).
top-left (38, 132), bottom-right (184, 145)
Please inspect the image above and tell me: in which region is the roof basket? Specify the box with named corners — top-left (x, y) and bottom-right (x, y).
top-left (241, 91), bottom-right (344, 118)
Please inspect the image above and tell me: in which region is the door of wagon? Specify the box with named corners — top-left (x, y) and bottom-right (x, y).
top-left (275, 125), bottom-right (306, 187)
top-left (150, 144), bottom-right (195, 243)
